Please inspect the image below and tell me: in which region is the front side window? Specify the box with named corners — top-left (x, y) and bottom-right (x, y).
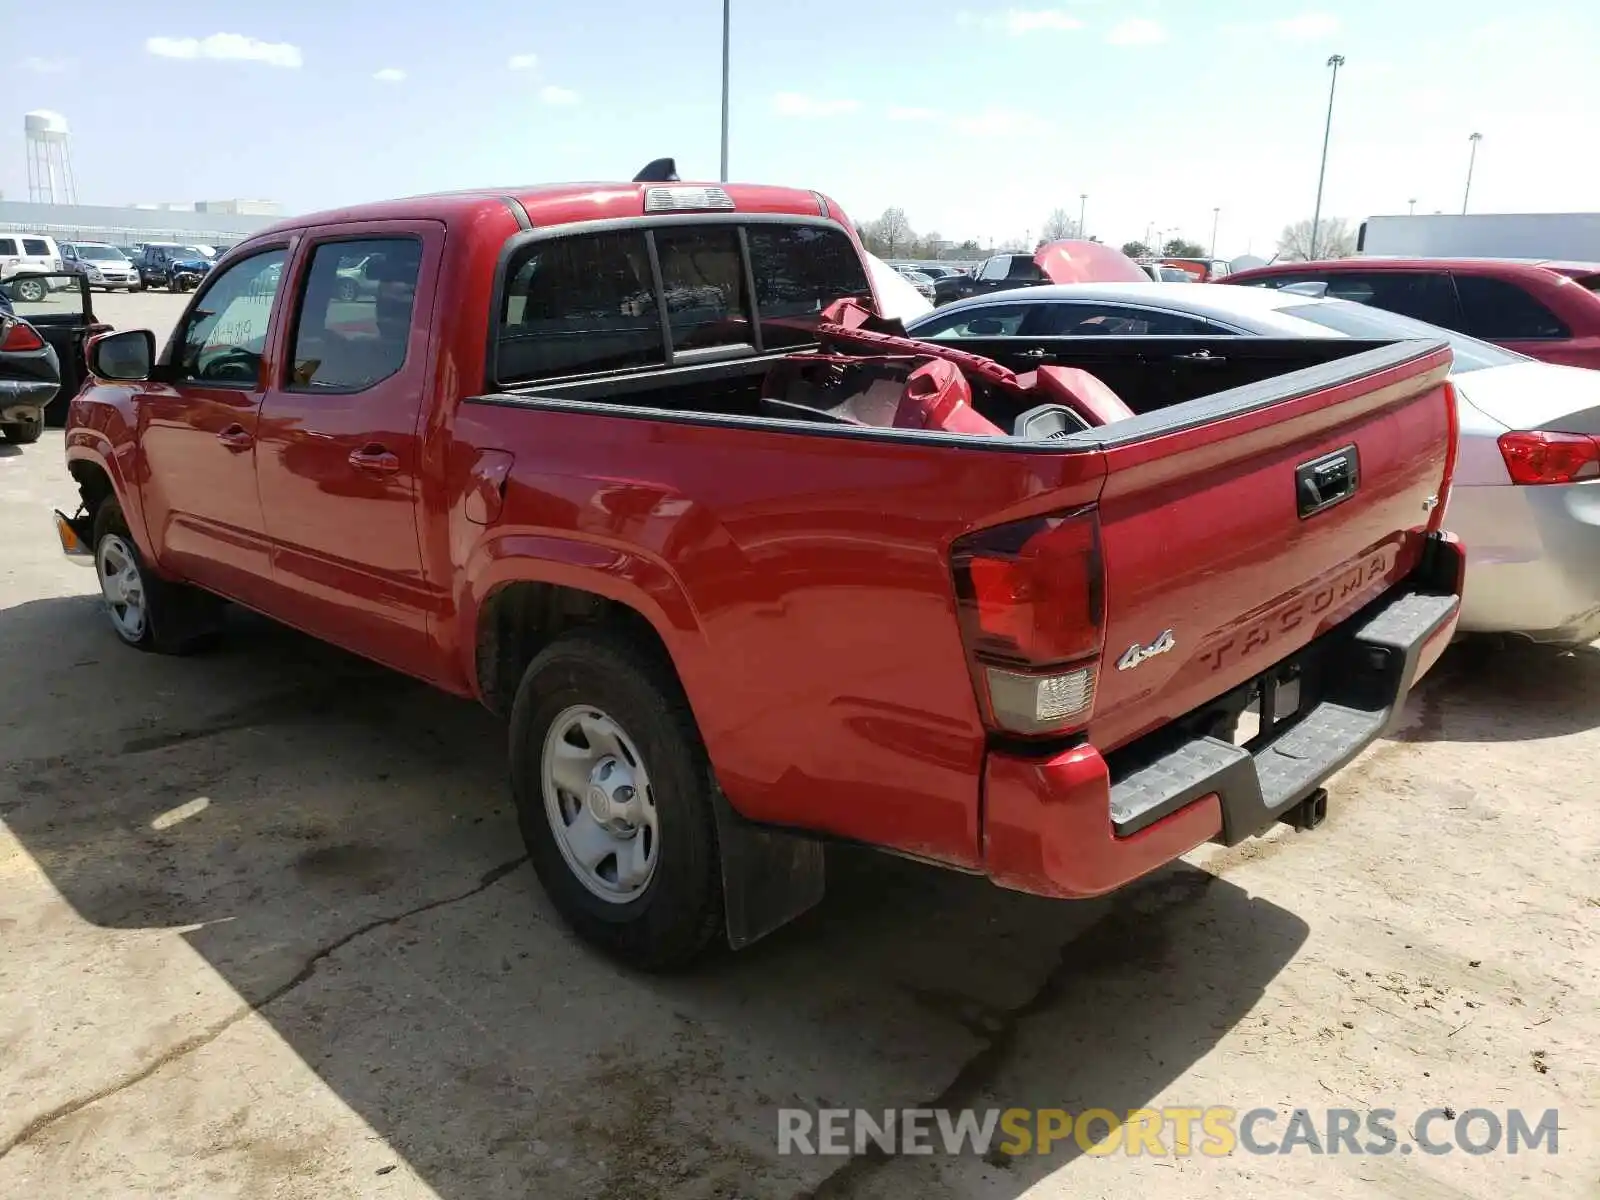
top-left (654, 226), bottom-right (751, 352)
top-left (746, 224), bottom-right (872, 348)
top-left (289, 238), bottom-right (421, 391)
top-left (977, 257), bottom-right (1008, 282)
top-left (1453, 275), bottom-right (1570, 340)
top-left (498, 231), bottom-right (663, 384)
top-left (0, 239), bottom-right (16, 256)
top-left (172, 249), bottom-right (287, 385)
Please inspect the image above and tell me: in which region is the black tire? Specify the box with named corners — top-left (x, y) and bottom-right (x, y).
top-left (12, 278), bottom-right (45, 303)
top-left (91, 499), bottom-right (224, 654)
top-left (508, 626), bottom-right (723, 971)
top-left (1, 416), bottom-right (43, 445)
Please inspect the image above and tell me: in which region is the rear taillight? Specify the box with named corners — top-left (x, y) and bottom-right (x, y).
top-left (1497, 430), bottom-right (1600, 485)
top-left (0, 319), bottom-right (44, 352)
top-left (951, 509), bottom-right (1104, 737)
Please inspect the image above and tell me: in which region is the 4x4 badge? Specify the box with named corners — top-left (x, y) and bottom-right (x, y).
top-left (1116, 630), bottom-right (1177, 671)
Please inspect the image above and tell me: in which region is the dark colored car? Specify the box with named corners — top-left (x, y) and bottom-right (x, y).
top-left (0, 272), bottom-right (104, 436)
top-left (1222, 257), bottom-right (1600, 370)
top-left (935, 252), bottom-right (1047, 304)
top-left (135, 243), bottom-right (214, 292)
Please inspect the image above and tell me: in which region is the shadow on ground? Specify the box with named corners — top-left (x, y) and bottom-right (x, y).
top-left (15, 592), bottom-right (1543, 1196)
top-left (1395, 635), bottom-right (1600, 744)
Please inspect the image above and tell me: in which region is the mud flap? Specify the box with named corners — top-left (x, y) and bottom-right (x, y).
top-left (710, 787), bottom-right (826, 950)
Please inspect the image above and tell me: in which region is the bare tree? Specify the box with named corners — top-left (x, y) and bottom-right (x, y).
top-left (864, 207), bottom-right (915, 257)
top-left (1277, 216), bottom-right (1356, 262)
top-left (997, 237), bottom-right (1029, 252)
top-left (1041, 208), bottom-right (1080, 242)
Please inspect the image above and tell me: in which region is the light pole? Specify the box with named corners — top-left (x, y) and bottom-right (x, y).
top-left (1078, 193), bottom-right (1088, 239)
top-left (1310, 53), bottom-right (1345, 260)
top-left (719, 0), bottom-right (731, 182)
top-left (1462, 132), bottom-right (1482, 214)
top-left (1408, 198), bottom-right (1417, 215)
top-left (1210, 207), bottom-right (1220, 258)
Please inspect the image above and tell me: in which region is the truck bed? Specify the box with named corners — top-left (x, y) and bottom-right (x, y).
top-left (457, 328), bottom-right (1456, 876)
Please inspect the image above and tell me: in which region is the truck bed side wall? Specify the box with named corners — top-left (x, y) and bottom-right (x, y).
top-left (451, 402), bottom-right (1105, 869)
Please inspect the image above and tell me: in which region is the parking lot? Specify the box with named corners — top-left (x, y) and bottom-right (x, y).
top-left (0, 289), bottom-right (1596, 1198)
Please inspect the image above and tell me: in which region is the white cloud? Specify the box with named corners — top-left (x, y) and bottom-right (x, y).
top-left (145, 33), bottom-right (303, 69)
top-left (888, 106), bottom-right (940, 122)
top-left (1106, 18), bottom-right (1166, 45)
top-left (373, 67), bottom-right (406, 83)
top-left (958, 8), bottom-right (1084, 34)
top-left (772, 92), bottom-right (861, 118)
top-left (22, 56), bottom-right (72, 74)
top-left (540, 85), bottom-right (580, 106)
top-left (1272, 12), bottom-right (1340, 40)
top-left (507, 53), bottom-right (539, 71)
top-left (951, 105), bottom-right (1049, 138)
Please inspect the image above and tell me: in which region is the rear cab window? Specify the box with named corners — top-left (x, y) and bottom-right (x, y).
top-left (495, 220), bottom-right (870, 385)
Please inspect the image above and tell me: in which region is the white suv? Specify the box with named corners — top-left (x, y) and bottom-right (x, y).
top-left (0, 234), bottom-right (64, 301)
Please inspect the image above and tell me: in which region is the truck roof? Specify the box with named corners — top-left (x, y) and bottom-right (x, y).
top-left (248, 181), bottom-right (842, 240)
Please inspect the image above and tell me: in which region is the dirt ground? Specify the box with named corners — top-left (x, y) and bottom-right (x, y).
top-left (1, 292), bottom-right (1595, 1197)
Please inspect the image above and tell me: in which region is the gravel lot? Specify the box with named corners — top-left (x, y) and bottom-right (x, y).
top-left (1, 290), bottom-right (1595, 1197)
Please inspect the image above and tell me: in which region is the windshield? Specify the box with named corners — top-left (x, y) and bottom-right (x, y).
top-left (78, 245), bottom-right (127, 261)
top-left (1279, 300), bottom-right (1527, 374)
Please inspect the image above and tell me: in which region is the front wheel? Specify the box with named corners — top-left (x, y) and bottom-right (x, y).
top-left (11, 278), bottom-right (45, 303)
top-left (1, 416), bottom-right (43, 444)
top-left (92, 500), bottom-right (223, 653)
top-left (509, 627), bottom-right (723, 971)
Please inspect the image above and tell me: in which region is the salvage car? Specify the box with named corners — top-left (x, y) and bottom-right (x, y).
top-left (1223, 257), bottom-right (1600, 370)
top-left (134, 243), bottom-right (213, 292)
top-left (62, 241), bottom-right (142, 292)
top-left (1, 272), bottom-right (98, 435)
top-left (54, 164), bottom-right (1463, 970)
top-left (913, 282), bottom-right (1600, 644)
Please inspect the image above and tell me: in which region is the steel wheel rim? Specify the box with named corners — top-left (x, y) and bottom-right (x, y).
top-left (541, 704), bottom-right (659, 904)
top-left (96, 534), bottom-right (147, 641)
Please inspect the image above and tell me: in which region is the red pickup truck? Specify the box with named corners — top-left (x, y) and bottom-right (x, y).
top-left (56, 163), bottom-right (1465, 969)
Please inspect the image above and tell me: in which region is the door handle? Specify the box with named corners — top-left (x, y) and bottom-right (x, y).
top-left (348, 445), bottom-right (401, 475)
top-left (217, 424), bottom-right (254, 451)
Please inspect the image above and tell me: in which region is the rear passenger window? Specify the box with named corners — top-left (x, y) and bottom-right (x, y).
top-left (653, 227), bottom-right (751, 352)
top-left (22, 239), bottom-right (51, 256)
top-left (1026, 303), bottom-right (1225, 336)
top-left (498, 232), bottom-right (663, 383)
top-left (1319, 273), bottom-right (1458, 327)
top-left (746, 224), bottom-right (872, 348)
top-left (1454, 275), bottom-right (1570, 340)
top-left (289, 238), bottom-right (421, 391)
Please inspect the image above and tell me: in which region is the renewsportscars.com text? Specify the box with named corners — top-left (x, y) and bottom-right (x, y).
top-left (777, 1106), bottom-right (1561, 1158)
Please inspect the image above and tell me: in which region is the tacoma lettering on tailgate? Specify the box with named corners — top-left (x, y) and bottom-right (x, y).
top-left (1198, 550), bottom-right (1395, 675)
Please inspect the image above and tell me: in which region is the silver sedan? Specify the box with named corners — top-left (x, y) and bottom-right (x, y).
top-left (908, 283), bottom-right (1600, 646)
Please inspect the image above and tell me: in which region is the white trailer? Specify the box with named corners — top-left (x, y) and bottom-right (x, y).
top-left (1356, 213), bottom-right (1600, 261)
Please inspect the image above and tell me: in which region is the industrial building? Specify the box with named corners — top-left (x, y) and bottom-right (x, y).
top-left (7, 110), bottom-right (285, 248)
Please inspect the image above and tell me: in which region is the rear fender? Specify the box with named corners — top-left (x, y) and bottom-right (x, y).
top-left (458, 531), bottom-right (828, 949)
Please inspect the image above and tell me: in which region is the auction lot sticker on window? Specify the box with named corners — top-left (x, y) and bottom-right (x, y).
top-left (776, 1106), bottom-right (1561, 1159)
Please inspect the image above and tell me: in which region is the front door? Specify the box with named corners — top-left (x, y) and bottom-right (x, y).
top-left (136, 245), bottom-right (290, 606)
top-left (253, 222), bottom-right (443, 679)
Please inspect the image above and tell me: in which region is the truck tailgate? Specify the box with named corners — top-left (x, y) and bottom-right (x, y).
top-left (1081, 340), bottom-right (1454, 752)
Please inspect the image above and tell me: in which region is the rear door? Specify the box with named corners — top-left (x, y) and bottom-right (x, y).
top-left (1450, 273), bottom-right (1574, 360)
top-left (253, 221), bottom-right (443, 679)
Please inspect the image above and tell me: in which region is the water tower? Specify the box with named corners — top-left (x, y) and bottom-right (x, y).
top-left (25, 110), bottom-right (78, 205)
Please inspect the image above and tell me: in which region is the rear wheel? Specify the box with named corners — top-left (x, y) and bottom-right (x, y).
top-left (92, 500), bottom-right (223, 654)
top-left (12, 278), bottom-right (45, 303)
top-left (0, 416), bottom-right (43, 444)
top-left (508, 626), bottom-right (723, 971)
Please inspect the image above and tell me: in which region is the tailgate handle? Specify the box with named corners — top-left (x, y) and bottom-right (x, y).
top-left (1296, 444), bottom-right (1360, 519)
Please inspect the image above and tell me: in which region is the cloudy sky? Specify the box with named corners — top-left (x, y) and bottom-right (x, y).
top-left (4, 0), bottom-right (1596, 256)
